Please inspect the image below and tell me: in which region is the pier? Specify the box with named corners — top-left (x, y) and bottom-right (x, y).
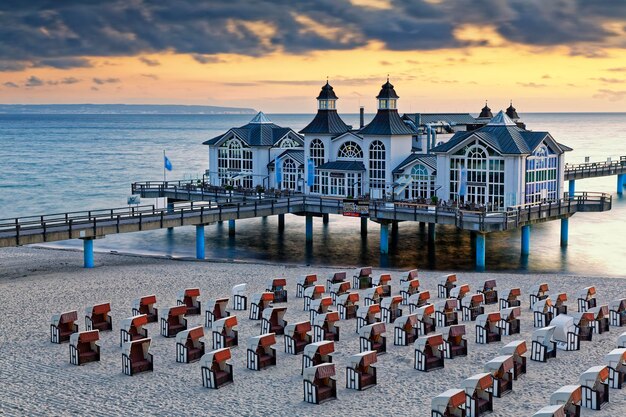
top-left (565, 156), bottom-right (626, 195)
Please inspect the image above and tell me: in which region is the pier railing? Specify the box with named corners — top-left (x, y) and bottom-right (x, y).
top-left (564, 156), bottom-right (626, 180)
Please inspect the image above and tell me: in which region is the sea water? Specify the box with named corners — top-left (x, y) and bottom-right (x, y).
top-left (0, 113), bottom-right (625, 276)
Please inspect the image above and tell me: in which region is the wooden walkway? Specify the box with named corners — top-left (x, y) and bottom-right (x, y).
top-left (564, 156), bottom-right (626, 180)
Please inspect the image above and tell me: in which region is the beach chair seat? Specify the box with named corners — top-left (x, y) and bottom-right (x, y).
top-left (461, 373), bottom-right (494, 417)
top-left (579, 366), bottom-right (609, 410)
top-left (160, 306), bottom-right (188, 338)
top-left (175, 326), bottom-right (205, 363)
top-left (246, 333), bottom-right (277, 371)
top-left (485, 355), bottom-right (515, 397)
top-left (414, 334), bottom-right (445, 372)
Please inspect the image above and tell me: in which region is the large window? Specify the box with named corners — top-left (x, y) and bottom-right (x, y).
top-left (282, 158), bottom-right (298, 191)
top-left (310, 139), bottom-right (324, 193)
top-left (218, 137), bottom-right (253, 188)
top-left (337, 141), bottom-right (363, 159)
top-left (405, 164), bottom-right (435, 200)
top-left (369, 141), bottom-right (386, 190)
top-left (525, 145), bottom-right (558, 203)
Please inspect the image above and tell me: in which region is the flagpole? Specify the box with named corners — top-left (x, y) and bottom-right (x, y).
top-left (163, 150), bottom-right (166, 183)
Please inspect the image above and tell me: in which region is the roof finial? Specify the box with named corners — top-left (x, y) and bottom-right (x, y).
top-left (485, 100), bottom-right (488, 106)
top-left (510, 99), bottom-right (512, 106)
top-left (387, 74), bottom-right (389, 82)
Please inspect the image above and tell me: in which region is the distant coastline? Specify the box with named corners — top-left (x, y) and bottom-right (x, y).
top-left (0, 104), bottom-right (257, 115)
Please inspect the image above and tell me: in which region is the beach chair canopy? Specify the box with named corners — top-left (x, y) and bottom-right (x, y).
top-left (214, 316), bottom-right (238, 331)
top-left (550, 315), bottom-right (576, 341)
top-left (554, 293), bottom-right (567, 304)
top-left (314, 312), bottom-right (339, 327)
top-left (51, 310), bottom-right (78, 326)
top-left (332, 272), bottom-right (347, 281)
top-left (431, 389), bottom-right (466, 413)
top-left (550, 385), bottom-right (582, 406)
top-left (533, 405), bottom-right (566, 417)
top-left (442, 324), bottom-right (466, 339)
top-left (337, 292), bottom-right (359, 305)
top-left (206, 298), bottom-right (229, 311)
top-left (610, 298), bottom-right (626, 312)
top-left (462, 293), bottom-right (485, 307)
top-left (356, 267), bottom-right (372, 277)
top-left (578, 286), bottom-right (596, 300)
top-left (484, 355), bottom-right (515, 375)
top-left (590, 305), bottom-right (609, 319)
top-left (268, 278), bottom-right (287, 288)
top-left (311, 297), bottom-right (333, 309)
top-left (374, 274), bottom-right (392, 285)
top-left (358, 304), bottom-right (381, 317)
top-left (435, 299), bottom-right (456, 312)
top-left (415, 304), bottom-right (435, 320)
top-left (500, 340), bottom-right (527, 357)
top-left (179, 288), bottom-right (200, 299)
top-left (247, 333), bottom-right (276, 351)
top-left (572, 311), bottom-right (594, 325)
top-left (364, 286), bottom-right (383, 298)
top-left (381, 295), bottom-right (402, 309)
top-left (532, 326), bottom-right (556, 345)
top-left (70, 330), bottom-right (100, 345)
top-left (232, 284), bottom-right (247, 296)
top-left (414, 333), bottom-right (444, 351)
top-left (500, 307), bottom-right (521, 320)
top-left (533, 297), bottom-right (553, 313)
top-left (505, 288), bottom-right (521, 298)
top-left (298, 274), bottom-right (317, 285)
top-left (439, 273), bottom-right (457, 285)
top-left (394, 313), bottom-right (418, 328)
top-left (401, 279), bottom-right (420, 291)
top-left (303, 363), bottom-right (336, 383)
top-left (305, 285), bottom-right (326, 298)
top-left (408, 290), bottom-right (430, 305)
top-left (476, 312), bottom-right (501, 328)
top-left (483, 280), bottom-right (497, 291)
top-left (304, 340), bottom-right (335, 357)
top-left (121, 314), bottom-right (148, 331)
top-left (262, 306), bottom-right (286, 321)
top-left (285, 321), bottom-right (311, 337)
top-left (332, 282), bottom-right (351, 293)
top-left (579, 365), bottom-right (609, 388)
top-left (176, 326), bottom-right (204, 344)
top-left (531, 283), bottom-right (549, 295)
top-left (406, 269), bottom-right (418, 281)
top-left (461, 372), bottom-right (493, 395)
top-left (252, 292), bottom-right (274, 304)
top-left (86, 303), bottom-right (111, 316)
top-left (123, 337), bottom-right (151, 357)
top-left (604, 348), bottom-right (626, 370)
top-left (200, 347), bottom-right (231, 368)
top-left (359, 322), bottom-right (386, 338)
top-left (133, 295), bottom-right (157, 309)
top-left (163, 305), bottom-right (187, 319)
top-left (450, 284), bottom-right (470, 299)
top-left (349, 350), bottom-right (377, 369)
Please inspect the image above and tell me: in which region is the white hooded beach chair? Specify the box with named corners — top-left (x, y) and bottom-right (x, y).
top-left (246, 333), bottom-right (277, 371)
top-left (618, 331), bottom-right (626, 348)
top-left (122, 337), bottom-right (153, 376)
top-left (120, 314), bottom-right (148, 346)
top-left (359, 322), bottom-right (386, 354)
top-left (231, 283), bottom-right (247, 311)
top-left (131, 295), bottom-right (158, 323)
top-left (309, 296), bottom-right (332, 323)
top-left (296, 274), bottom-right (317, 298)
top-left (330, 281), bottom-right (351, 304)
top-left (327, 271), bottom-right (347, 292)
top-left (85, 302), bottom-right (112, 332)
top-left (571, 312), bottom-right (594, 342)
top-left (533, 297), bottom-right (555, 328)
top-left (553, 293), bottom-right (568, 316)
top-left (589, 305), bottom-right (609, 334)
top-left (531, 326), bottom-right (557, 362)
top-left (373, 273), bottom-right (392, 297)
top-left (304, 285), bottom-right (325, 311)
top-left (478, 280), bottom-right (498, 305)
top-left (578, 365), bottom-right (609, 410)
top-left (577, 286), bottom-right (597, 313)
top-left (550, 385), bottom-right (581, 417)
top-left (529, 283), bottom-right (549, 310)
top-left (499, 340), bottom-right (527, 380)
top-left (363, 285), bottom-right (383, 306)
top-left (353, 266), bottom-right (373, 289)
top-left (356, 303), bottom-right (381, 333)
top-left (175, 326), bottom-right (205, 363)
top-left (400, 279), bottom-right (421, 305)
top-left (484, 355), bottom-right (514, 397)
top-left (266, 278), bottom-right (287, 303)
top-left (451, 284), bottom-right (471, 311)
top-left (499, 288), bottom-right (521, 310)
top-left (336, 292), bottom-right (359, 320)
top-left (249, 292), bottom-right (274, 320)
top-left (415, 304), bottom-right (436, 336)
top-left (380, 295), bottom-right (403, 323)
top-left (69, 330), bottom-right (100, 366)
top-left (551, 315), bottom-right (581, 351)
top-left (408, 290), bottom-right (431, 313)
top-left (609, 298), bottom-right (626, 327)
top-left (177, 288), bottom-right (201, 316)
top-left (461, 373), bottom-right (493, 417)
top-left (400, 269), bottom-right (418, 285)
top-left (345, 351), bottom-right (377, 390)
top-left (533, 405), bottom-right (566, 417)
top-left (499, 307), bottom-right (521, 336)
top-left (431, 388), bottom-right (466, 417)
top-left (204, 297), bottom-right (229, 329)
top-left (261, 306), bottom-right (287, 335)
top-left (461, 294), bottom-right (484, 322)
top-left (212, 316), bottom-right (238, 349)
top-left (435, 299), bottom-right (459, 328)
top-left (50, 310), bottom-right (78, 344)
top-left (437, 274), bottom-right (457, 299)
top-left (604, 348), bottom-right (626, 389)
top-left (284, 321), bottom-right (312, 355)
top-left (414, 334), bottom-right (444, 372)
top-left (302, 340), bottom-right (334, 373)
top-left (441, 324), bottom-right (467, 359)
top-left (200, 348), bottom-right (233, 389)
top-left (303, 363), bottom-right (337, 404)
top-left (393, 313), bottom-right (418, 346)
top-left (475, 312), bottom-right (502, 344)
top-left (312, 311), bottom-right (340, 342)
top-left (160, 305), bottom-right (187, 338)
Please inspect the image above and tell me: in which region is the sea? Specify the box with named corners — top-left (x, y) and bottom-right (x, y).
top-left (0, 112), bottom-right (625, 276)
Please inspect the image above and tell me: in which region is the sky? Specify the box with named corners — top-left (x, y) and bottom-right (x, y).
top-left (1, 0), bottom-right (626, 113)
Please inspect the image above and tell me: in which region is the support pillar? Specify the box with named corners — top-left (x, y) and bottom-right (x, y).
top-left (475, 233), bottom-right (486, 270)
top-left (278, 214), bottom-right (285, 231)
top-left (380, 223), bottom-right (389, 254)
top-left (428, 223), bottom-right (436, 242)
top-left (322, 213), bottom-right (329, 225)
top-left (83, 238), bottom-right (94, 268)
top-left (360, 217), bottom-right (368, 237)
top-left (521, 225), bottom-right (530, 256)
top-left (305, 215), bottom-right (313, 242)
top-left (561, 218), bottom-right (569, 247)
top-left (167, 201), bottom-right (174, 231)
top-left (195, 225), bottom-right (205, 260)
top-left (391, 221), bottom-right (399, 234)
top-left (228, 219), bottom-right (235, 236)
top-left (618, 174), bottom-right (625, 195)
top-left (568, 179), bottom-right (575, 199)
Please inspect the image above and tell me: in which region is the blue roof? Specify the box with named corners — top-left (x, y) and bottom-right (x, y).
top-left (267, 150), bottom-right (304, 168)
top-left (404, 113), bottom-right (478, 126)
top-left (392, 154), bottom-right (437, 174)
top-left (317, 161), bottom-right (366, 171)
top-left (203, 112), bottom-right (303, 147)
top-left (359, 110), bottom-right (415, 135)
top-left (300, 110), bottom-right (351, 135)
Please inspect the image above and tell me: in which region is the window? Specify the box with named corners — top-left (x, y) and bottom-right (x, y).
top-left (369, 141), bottom-right (386, 190)
top-left (279, 137), bottom-right (298, 148)
top-left (310, 139), bottom-right (324, 193)
top-left (217, 137), bottom-right (253, 188)
top-left (405, 164), bottom-right (434, 200)
top-left (338, 141), bottom-right (363, 159)
top-left (525, 144), bottom-right (558, 204)
top-left (282, 158), bottom-right (298, 191)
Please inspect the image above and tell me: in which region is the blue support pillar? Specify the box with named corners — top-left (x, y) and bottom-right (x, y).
top-left (568, 179), bottom-right (575, 199)
top-left (428, 223), bottom-right (436, 242)
top-left (83, 238), bottom-right (94, 268)
top-left (322, 213), bottom-right (329, 225)
top-left (361, 217), bottom-right (368, 237)
top-left (561, 217), bottom-right (569, 247)
top-left (167, 201), bottom-right (174, 231)
top-left (618, 174), bottom-right (625, 195)
top-left (278, 214), bottom-right (285, 231)
top-left (305, 215), bottom-right (313, 242)
top-left (195, 225), bottom-right (205, 259)
top-left (228, 219), bottom-right (235, 236)
top-left (521, 225), bottom-right (530, 256)
top-left (380, 223), bottom-right (389, 254)
top-left (476, 233), bottom-right (486, 271)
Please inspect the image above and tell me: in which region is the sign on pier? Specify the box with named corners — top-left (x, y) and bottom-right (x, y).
top-left (343, 199), bottom-right (369, 217)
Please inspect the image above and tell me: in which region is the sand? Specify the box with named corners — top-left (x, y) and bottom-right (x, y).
top-left (0, 246), bottom-right (625, 417)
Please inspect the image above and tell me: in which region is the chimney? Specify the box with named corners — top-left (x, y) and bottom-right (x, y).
top-left (359, 106), bottom-right (364, 128)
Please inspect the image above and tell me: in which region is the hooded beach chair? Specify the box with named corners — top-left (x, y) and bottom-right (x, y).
top-left (437, 274), bottom-right (457, 299)
top-left (533, 405), bottom-right (567, 417)
top-left (408, 290), bottom-right (431, 313)
top-left (177, 288), bottom-right (201, 316)
top-left (330, 281), bottom-right (351, 304)
top-left (303, 363), bottom-right (337, 404)
top-left (246, 333), bottom-right (277, 371)
top-left (122, 338), bottom-right (153, 376)
top-left (69, 330), bottom-right (100, 366)
top-left (175, 326), bottom-right (205, 363)
top-left (345, 351), bottom-right (377, 390)
top-left (529, 283), bottom-right (549, 310)
top-left (435, 299), bottom-right (458, 328)
top-left (475, 312), bottom-right (502, 344)
top-left (550, 384), bottom-right (581, 417)
top-left (380, 295), bottom-right (403, 323)
top-left (578, 365), bottom-right (609, 410)
top-left (415, 304), bottom-right (436, 336)
top-left (441, 324), bottom-right (468, 359)
top-left (353, 266), bottom-right (373, 289)
top-left (461, 294), bottom-right (484, 322)
top-left (337, 292), bottom-right (359, 320)
top-left (478, 280), bottom-right (498, 305)
top-left (484, 355), bottom-right (514, 397)
top-left (200, 348), bottom-right (233, 389)
top-left (533, 297), bottom-right (555, 328)
top-left (400, 269), bottom-right (418, 286)
top-left (618, 331), bottom-right (626, 348)
top-left (231, 283), bottom-right (247, 311)
top-left (327, 271), bottom-right (346, 292)
top-left (373, 274), bottom-right (392, 297)
top-left (393, 313), bottom-right (418, 346)
top-left (609, 298), bottom-right (626, 327)
top-left (50, 310), bottom-right (78, 344)
top-left (284, 321), bottom-right (312, 354)
top-left (304, 284), bottom-right (325, 311)
top-left (249, 292), bottom-right (274, 320)
top-left (302, 340), bottom-right (334, 373)
top-left (204, 297), bottom-right (229, 328)
top-left (266, 278), bottom-right (287, 303)
top-left (499, 288), bottom-right (521, 310)
top-left (499, 307), bottom-right (521, 336)
top-left (212, 316), bottom-right (238, 349)
top-left (296, 274), bottom-right (317, 298)
top-left (400, 279), bottom-right (421, 306)
top-left (131, 295), bottom-right (158, 323)
top-left (363, 285), bottom-right (383, 306)
top-left (359, 322), bottom-right (386, 354)
top-left (451, 284), bottom-right (471, 311)
top-left (589, 305), bottom-right (609, 334)
top-left (309, 296), bottom-right (332, 323)
top-left (604, 348), bottom-right (626, 389)
top-left (553, 293), bottom-right (568, 316)
top-left (531, 326), bottom-right (557, 362)
top-left (160, 305), bottom-right (187, 338)
top-left (551, 315), bottom-right (581, 350)
top-left (414, 334), bottom-right (444, 372)
top-left (571, 312), bottom-right (594, 342)
top-left (577, 286), bottom-right (597, 313)
top-left (431, 388), bottom-right (466, 417)
top-left (461, 373), bottom-right (493, 417)
top-left (312, 311), bottom-right (340, 342)
top-left (85, 303), bottom-right (112, 331)
top-left (499, 340), bottom-right (527, 380)
top-left (261, 306), bottom-right (287, 335)
top-left (120, 314), bottom-right (148, 346)
top-left (356, 303), bottom-right (381, 333)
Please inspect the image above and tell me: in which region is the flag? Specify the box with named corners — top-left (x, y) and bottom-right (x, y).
top-left (307, 159), bottom-right (315, 185)
top-left (164, 154), bottom-right (173, 171)
top-left (459, 164), bottom-right (467, 197)
top-left (275, 156), bottom-right (282, 185)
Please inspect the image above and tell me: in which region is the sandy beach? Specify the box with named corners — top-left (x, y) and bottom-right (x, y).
top-left (0, 246), bottom-right (624, 417)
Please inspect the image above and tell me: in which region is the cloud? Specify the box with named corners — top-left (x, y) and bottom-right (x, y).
top-left (139, 57), bottom-right (160, 66)
top-left (517, 82), bottom-right (547, 88)
top-left (3, 81), bottom-right (19, 88)
top-left (591, 77), bottom-right (625, 84)
top-left (32, 57), bottom-right (92, 69)
top-left (191, 54), bottom-right (224, 64)
top-left (593, 89), bottom-right (626, 101)
top-left (140, 73), bottom-right (159, 80)
top-left (93, 77), bottom-right (120, 85)
top-left (542, 74), bottom-right (551, 79)
top-left (25, 76), bottom-right (44, 87)
top-left (607, 67), bottom-right (626, 72)
top-left (61, 77), bottom-right (80, 84)
top-left (222, 82), bottom-right (257, 86)
top-left (379, 60), bottom-right (393, 66)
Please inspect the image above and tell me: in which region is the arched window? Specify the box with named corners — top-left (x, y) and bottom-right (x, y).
top-left (525, 144), bottom-right (558, 203)
top-left (282, 158), bottom-right (298, 191)
top-left (310, 139), bottom-right (324, 193)
top-left (337, 141), bottom-right (363, 159)
top-left (217, 137), bottom-right (253, 188)
top-left (406, 164), bottom-right (434, 200)
top-left (279, 138), bottom-right (298, 148)
top-left (369, 141), bottom-right (386, 190)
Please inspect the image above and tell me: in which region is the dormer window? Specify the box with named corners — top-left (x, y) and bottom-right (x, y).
top-left (389, 99), bottom-right (396, 109)
top-left (379, 99), bottom-right (387, 109)
top-left (318, 99), bottom-right (336, 110)
top-left (378, 99), bottom-right (396, 110)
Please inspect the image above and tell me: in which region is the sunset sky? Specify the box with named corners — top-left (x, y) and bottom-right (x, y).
top-left (1, 0), bottom-right (626, 113)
